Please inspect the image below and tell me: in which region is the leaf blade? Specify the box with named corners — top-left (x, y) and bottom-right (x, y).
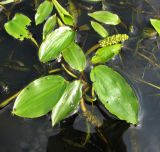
top-left (62, 42), bottom-right (86, 72)
top-left (39, 26), bottom-right (76, 63)
top-left (13, 75), bottom-right (68, 118)
top-left (35, 0), bottom-right (53, 25)
top-left (88, 11), bottom-right (121, 25)
top-left (91, 44), bottom-right (122, 64)
top-left (91, 21), bottom-right (109, 38)
top-left (51, 80), bottom-right (82, 126)
top-left (52, 0), bottom-right (74, 26)
top-left (90, 65), bottom-right (139, 124)
top-left (4, 13), bottom-right (32, 41)
top-left (43, 14), bottom-right (57, 39)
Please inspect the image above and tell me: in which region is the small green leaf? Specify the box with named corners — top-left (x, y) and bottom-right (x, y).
top-left (43, 14), bottom-right (57, 39)
top-left (150, 18), bottom-right (160, 35)
top-left (39, 26), bottom-right (75, 63)
top-left (91, 44), bottom-right (122, 64)
top-left (13, 75), bottom-right (68, 118)
top-left (91, 21), bottom-right (109, 38)
top-left (52, 0), bottom-right (74, 26)
top-left (51, 80), bottom-right (82, 126)
top-left (62, 42), bottom-right (86, 72)
top-left (88, 11), bottom-right (121, 25)
top-left (4, 13), bottom-right (32, 41)
top-left (35, 0), bottom-right (53, 25)
top-left (90, 65), bottom-right (139, 124)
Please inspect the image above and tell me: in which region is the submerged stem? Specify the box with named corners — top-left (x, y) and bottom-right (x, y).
top-left (0, 91), bottom-right (21, 109)
top-left (80, 99), bottom-right (103, 127)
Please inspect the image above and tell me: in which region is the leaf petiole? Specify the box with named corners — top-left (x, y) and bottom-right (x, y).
top-left (85, 43), bottom-right (100, 56)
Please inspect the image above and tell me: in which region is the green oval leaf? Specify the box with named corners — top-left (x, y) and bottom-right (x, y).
top-left (88, 11), bottom-right (121, 25)
top-left (12, 75), bottom-right (68, 118)
top-left (150, 18), bottom-right (160, 35)
top-left (51, 80), bottom-right (82, 126)
top-left (62, 42), bottom-right (86, 72)
top-left (43, 14), bottom-right (57, 40)
top-left (52, 0), bottom-right (74, 26)
top-left (39, 26), bottom-right (76, 63)
top-left (4, 13), bottom-right (32, 41)
top-left (91, 21), bottom-right (109, 38)
top-left (91, 44), bottom-right (122, 64)
top-left (35, 0), bottom-right (53, 25)
top-left (90, 65), bottom-right (139, 124)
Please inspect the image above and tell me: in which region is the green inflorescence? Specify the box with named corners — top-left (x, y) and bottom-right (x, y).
top-left (99, 34), bottom-right (129, 47)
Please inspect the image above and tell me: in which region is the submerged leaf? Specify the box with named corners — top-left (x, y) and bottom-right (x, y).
top-left (13, 75), bottom-right (68, 118)
top-left (150, 18), bottom-right (160, 35)
top-left (43, 14), bottom-right (57, 39)
top-left (62, 42), bottom-right (86, 72)
top-left (88, 11), bottom-right (121, 25)
top-left (35, 0), bottom-right (53, 25)
top-left (52, 0), bottom-right (74, 26)
top-left (91, 21), bottom-right (108, 38)
top-left (39, 26), bottom-right (75, 63)
top-left (68, 0), bottom-right (79, 26)
top-left (4, 13), bottom-right (32, 41)
top-left (90, 65), bottom-right (139, 124)
top-left (91, 44), bottom-right (122, 64)
top-left (51, 80), bottom-right (82, 126)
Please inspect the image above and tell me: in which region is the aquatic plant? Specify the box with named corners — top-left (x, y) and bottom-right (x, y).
top-left (1, 0), bottom-right (139, 127)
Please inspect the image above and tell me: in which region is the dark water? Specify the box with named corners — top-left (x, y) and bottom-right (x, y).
top-left (0, 0), bottom-right (160, 152)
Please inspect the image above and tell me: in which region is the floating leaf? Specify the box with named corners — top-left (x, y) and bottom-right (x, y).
top-left (12, 75), bottom-right (68, 118)
top-left (51, 80), bottom-right (82, 126)
top-left (35, 0), bottom-right (53, 25)
top-left (91, 44), bottom-right (122, 64)
top-left (43, 14), bottom-right (57, 39)
top-left (39, 26), bottom-right (75, 63)
top-left (52, 0), bottom-right (74, 26)
top-left (88, 11), bottom-right (121, 25)
top-left (4, 13), bottom-right (32, 41)
top-left (150, 18), bottom-right (160, 35)
top-left (90, 65), bottom-right (139, 124)
top-left (62, 42), bottom-right (86, 72)
top-left (91, 21), bottom-right (108, 38)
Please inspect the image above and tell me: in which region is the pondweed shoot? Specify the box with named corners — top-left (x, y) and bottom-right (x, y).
top-left (2, 0), bottom-right (140, 127)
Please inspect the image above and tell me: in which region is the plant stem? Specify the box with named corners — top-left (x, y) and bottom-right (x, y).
top-left (0, 91), bottom-right (21, 109)
top-left (48, 68), bottom-right (62, 74)
top-left (80, 98), bottom-right (87, 112)
top-left (85, 43), bottom-right (100, 56)
top-left (61, 63), bottom-right (78, 78)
